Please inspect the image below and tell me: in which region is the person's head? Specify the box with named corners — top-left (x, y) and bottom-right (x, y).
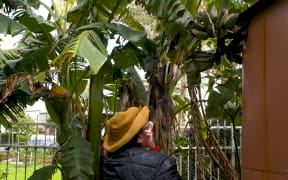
top-left (103, 106), bottom-right (155, 153)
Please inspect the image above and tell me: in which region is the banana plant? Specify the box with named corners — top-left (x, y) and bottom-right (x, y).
top-left (0, 0), bottom-right (155, 179)
top-left (0, 0), bottom-right (258, 179)
top-left (135, 0), bottom-right (252, 179)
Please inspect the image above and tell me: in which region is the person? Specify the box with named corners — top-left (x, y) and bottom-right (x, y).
top-left (103, 106), bottom-right (182, 180)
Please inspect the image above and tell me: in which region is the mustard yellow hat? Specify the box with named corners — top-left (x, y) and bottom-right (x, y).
top-left (103, 106), bottom-right (149, 152)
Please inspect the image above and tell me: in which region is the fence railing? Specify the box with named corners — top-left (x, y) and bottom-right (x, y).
top-left (0, 121), bottom-right (241, 180)
top-left (0, 122), bottom-right (58, 180)
top-left (175, 120), bottom-right (242, 180)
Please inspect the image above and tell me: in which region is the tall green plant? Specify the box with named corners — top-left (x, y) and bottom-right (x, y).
top-left (0, 0), bottom-right (257, 179)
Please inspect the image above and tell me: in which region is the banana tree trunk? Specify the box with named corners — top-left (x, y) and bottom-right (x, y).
top-left (87, 70), bottom-right (105, 180)
top-left (149, 64), bottom-right (175, 154)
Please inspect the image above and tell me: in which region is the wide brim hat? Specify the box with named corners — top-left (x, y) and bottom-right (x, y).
top-left (103, 106), bottom-right (149, 152)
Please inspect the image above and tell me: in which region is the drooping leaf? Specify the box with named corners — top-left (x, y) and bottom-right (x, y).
top-left (77, 32), bottom-right (107, 74)
top-left (28, 165), bottom-right (58, 180)
top-left (106, 23), bottom-right (157, 56)
top-left (15, 10), bottom-right (55, 33)
top-left (75, 22), bottom-right (106, 31)
top-left (58, 118), bottom-right (94, 179)
top-left (145, 0), bottom-right (193, 36)
top-left (206, 85), bottom-right (234, 118)
top-left (0, 13), bottom-right (26, 35)
top-left (106, 23), bottom-right (146, 43)
top-left (15, 45), bottom-right (50, 73)
top-left (111, 43), bottom-right (141, 69)
top-left (0, 73), bottom-right (34, 103)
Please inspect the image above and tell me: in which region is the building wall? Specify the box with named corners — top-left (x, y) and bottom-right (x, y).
top-left (242, 1), bottom-right (288, 179)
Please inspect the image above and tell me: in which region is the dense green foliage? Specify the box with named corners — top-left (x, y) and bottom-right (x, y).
top-left (0, 0), bottom-right (259, 179)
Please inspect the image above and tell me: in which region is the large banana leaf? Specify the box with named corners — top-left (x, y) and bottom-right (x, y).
top-left (14, 45), bottom-right (50, 73)
top-left (28, 165), bottom-right (58, 180)
top-left (145, 0), bottom-right (195, 49)
top-left (105, 23), bottom-right (147, 45)
top-left (145, 0), bottom-right (193, 31)
top-left (44, 87), bottom-right (94, 179)
top-left (14, 10), bottom-right (55, 33)
top-left (112, 43), bottom-right (142, 69)
top-left (58, 118), bottom-right (94, 179)
top-left (51, 30), bottom-right (108, 75)
top-left (0, 13), bottom-right (26, 35)
top-left (68, 68), bottom-right (89, 95)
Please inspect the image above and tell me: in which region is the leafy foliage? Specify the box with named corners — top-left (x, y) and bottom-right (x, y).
top-left (0, 48), bottom-right (21, 67)
top-left (0, 13), bottom-right (25, 35)
top-left (51, 30), bottom-right (108, 75)
top-left (57, 118), bottom-right (94, 179)
top-left (28, 165), bottom-right (59, 180)
top-left (0, 0), bottom-right (258, 179)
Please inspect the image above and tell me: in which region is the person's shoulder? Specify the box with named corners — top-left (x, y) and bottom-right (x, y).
top-left (128, 147), bottom-right (175, 166)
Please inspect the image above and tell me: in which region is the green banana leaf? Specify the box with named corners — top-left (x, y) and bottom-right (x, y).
top-left (28, 165), bottom-right (58, 180)
top-left (106, 23), bottom-right (156, 55)
top-left (15, 45), bottom-right (50, 73)
top-left (67, 69), bottom-right (89, 96)
top-left (112, 43), bottom-right (142, 69)
top-left (58, 118), bottom-right (94, 179)
top-left (15, 10), bottom-right (55, 33)
top-left (66, 0), bottom-right (89, 26)
top-left (0, 13), bottom-right (26, 35)
top-left (51, 30), bottom-right (108, 75)
top-left (206, 85), bottom-right (234, 118)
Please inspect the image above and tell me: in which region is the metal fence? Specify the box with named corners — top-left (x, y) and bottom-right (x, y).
top-left (0, 122), bottom-right (57, 180)
top-left (175, 120), bottom-right (242, 180)
top-left (0, 121), bottom-right (241, 180)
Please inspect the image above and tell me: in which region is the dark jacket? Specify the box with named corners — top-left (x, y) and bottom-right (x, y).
top-left (103, 147), bottom-right (182, 180)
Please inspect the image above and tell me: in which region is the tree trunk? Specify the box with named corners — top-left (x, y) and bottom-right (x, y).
top-left (149, 64), bottom-right (175, 154)
top-left (187, 75), bottom-right (239, 180)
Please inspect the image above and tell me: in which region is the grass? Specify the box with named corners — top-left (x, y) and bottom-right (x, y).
top-left (0, 160), bottom-right (61, 180)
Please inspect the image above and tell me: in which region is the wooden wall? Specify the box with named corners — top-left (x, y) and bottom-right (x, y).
top-left (242, 0), bottom-right (288, 179)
